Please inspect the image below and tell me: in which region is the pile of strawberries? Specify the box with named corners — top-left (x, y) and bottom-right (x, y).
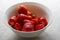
top-left (8, 5), bottom-right (48, 32)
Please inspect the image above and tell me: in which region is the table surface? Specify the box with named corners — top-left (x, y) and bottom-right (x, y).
top-left (0, 0), bottom-right (60, 40)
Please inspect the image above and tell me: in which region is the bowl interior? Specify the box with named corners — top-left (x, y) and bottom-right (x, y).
top-left (5, 2), bottom-right (52, 33)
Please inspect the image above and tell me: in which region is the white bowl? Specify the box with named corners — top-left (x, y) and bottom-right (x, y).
top-left (4, 2), bottom-right (53, 38)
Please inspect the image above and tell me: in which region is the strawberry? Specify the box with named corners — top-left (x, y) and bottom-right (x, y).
top-left (35, 24), bottom-right (44, 30)
top-left (24, 19), bottom-right (30, 23)
top-left (14, 23), bottom-right (22, 31)
top-left (39, 17), bottom-right (48, 26)
top-left (22, 23), bottom-right (34, 31)
top-left (8, 16), bottom-right (17, 26)
top-left (24, 19), bottom-right (35, 25)
top-left (32, 16), bottom-right (40, 25)
top-left (18, 5), bottom-right (28, 14)
top-left (26, 15), bottom-right (32, 20)
top-left (17, 14), bottom-right (27, 22)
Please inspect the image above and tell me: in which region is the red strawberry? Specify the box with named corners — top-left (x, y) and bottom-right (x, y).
top-left (8, 16), bottom-right (17, 26)
top-left (26, 15), bottom-right (32, 20)
top-left (22, 23), bottom-right (34, 31)
top-left (24, 19), bottom-right (35, 25)
top-left (35, 24), bottom-right (44, 30)
top-left (32, 17), bottom-right (40, 24)
top-left (39, 17), bottom-right (48, 26)
top-left (18, 5), bottom-right (28, 14)
top-left (17, 14), bottom-right (32, 20)
top-left (14, 23), bottom-right (22, 31)
top-left (24, 19), bottom-right (30, 23)
top-left (17, 14), bottom-right (27, 22)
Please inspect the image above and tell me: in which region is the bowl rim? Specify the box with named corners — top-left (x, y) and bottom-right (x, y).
top-left (4, 2), bottom-right (53, 33)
